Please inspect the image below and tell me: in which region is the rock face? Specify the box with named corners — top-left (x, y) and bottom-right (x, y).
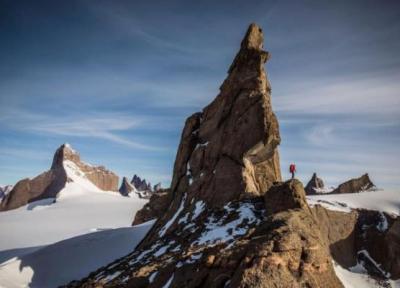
top-left (52, 144), bottom-right (119, 192)
top-left (66, 24), bottom-right (344, 288)
top-left (132, 189), bottom-right (172, 225)
top-left (119, 177), bottom-right (137, 196)
top-left (264, 178), bottom-right (311, 214)
top-left (330, 173), bottom-right (375, 194)
top-left (385, 218), bottom-right (400, 278)
top-left (231, 180), bottom-right (342, 288)
top-left (0, 144), bottom-right (119, 211)
top-left (168, 22), bottom-right (281, 211)
top-left (312, 205), bottom-right (400, 282)
top-left (305, 173), bottom-right (325, 195)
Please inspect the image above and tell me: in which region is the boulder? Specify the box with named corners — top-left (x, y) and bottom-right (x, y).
top-left (330, 173), bottom-right (375, 194)
top-left (264, 179), bottom-right (310, 213)
top-left (305, 172), bottom-right (325, 195)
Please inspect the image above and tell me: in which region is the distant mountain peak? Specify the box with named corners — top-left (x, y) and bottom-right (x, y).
top-left (0, 144), bottom-right (119, 211)
top-left (51, 143), bottom-right (81, 170)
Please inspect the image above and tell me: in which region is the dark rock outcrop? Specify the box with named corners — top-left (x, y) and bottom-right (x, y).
top-left (305, 172), bottom-right (325, 195)
top-left (0, 185), bottom-right (13, 201)
top-left (131, 174), bottom-right (152, 191)
top-left (0, 144), bottom-right (119, 211)
top-left (384, 218), bottom-right (400, 278)
top-left (66, 24), bottom-right (344, 288)
top-left (153, 182), bottom-right (162, 192)
top-left (330, 173), bottom-right (375, 194)
top-left (132, 189), bottom-right (172, 225)
top-left (119, 177), bottom-right (136, 196)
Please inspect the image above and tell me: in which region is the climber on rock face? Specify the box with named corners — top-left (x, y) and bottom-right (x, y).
top-left (289, 163), bottom-right (296, 179)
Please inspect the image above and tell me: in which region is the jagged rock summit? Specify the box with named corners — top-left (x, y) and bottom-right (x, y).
top-left (168, 22), bottom-right (281, 210)
top-left (330, 173), bottom-right (376, 194)
top-left (119, 177), bottom-right (137, 196)
top-left (0, 143), bottom-right (119, 211)
top-left (131, 174), bottom-right (152, 192)
top-left (67, 24), bottom-right (345, 288)
top-left (305, 172), bottom-right (325, 195)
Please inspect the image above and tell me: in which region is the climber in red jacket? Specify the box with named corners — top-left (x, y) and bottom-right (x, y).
top-left (289, 163), bottom-right (296, 179)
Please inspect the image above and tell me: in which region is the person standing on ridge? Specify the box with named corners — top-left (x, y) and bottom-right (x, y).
top-left (289, 163), bottom-right (296, 179)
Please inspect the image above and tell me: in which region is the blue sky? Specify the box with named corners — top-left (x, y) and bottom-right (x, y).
top-left (0, 0), bottom-right (399, 189)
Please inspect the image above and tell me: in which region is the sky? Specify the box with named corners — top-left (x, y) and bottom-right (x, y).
top-left (0, 0), bottom-right (399, 189)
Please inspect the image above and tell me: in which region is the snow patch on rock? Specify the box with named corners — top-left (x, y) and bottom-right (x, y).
top-left (159, 194), bottom-right (187, 237)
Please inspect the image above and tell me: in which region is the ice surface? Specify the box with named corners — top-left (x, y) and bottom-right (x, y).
top-left (0, 158), bottom-right (149, 287)
top-left (0, 220), bottom-right (154, 288)
top-left (333, 261), bottom-right (399, 288)
top-left (307, 189), bottom-right (399, 215)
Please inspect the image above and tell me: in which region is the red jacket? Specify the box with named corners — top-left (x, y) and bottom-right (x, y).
top-left (289, 164), bottom-right (296, 173)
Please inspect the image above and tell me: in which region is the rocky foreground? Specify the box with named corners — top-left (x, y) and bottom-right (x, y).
top-left (65, 24), bottom-right (399, 287)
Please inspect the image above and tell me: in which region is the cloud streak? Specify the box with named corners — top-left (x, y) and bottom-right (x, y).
top-left (273, 73), bottom-right (400, 117)
top-left (0, 110), bottom-right (163, 151)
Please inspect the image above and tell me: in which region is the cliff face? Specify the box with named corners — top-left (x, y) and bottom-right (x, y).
top-left (168, 23), bottom-right (281, 210)
top-left (131, 22), bottom-right (282, 238)
top-left (312, 206), bottom-right (399, 281)
top-left (0, 144), bottom-right (119, 211)
top-left (132, 189), bottom-right (171, 225)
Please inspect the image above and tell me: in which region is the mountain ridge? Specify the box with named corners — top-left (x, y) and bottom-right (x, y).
top-left (0, 143), bottom-right (119, 211)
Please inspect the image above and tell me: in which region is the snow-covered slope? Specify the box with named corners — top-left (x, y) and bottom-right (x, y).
top-left (0, 150), bottom-right (149, 287)
top-left (307, 189), bottom-right (399, 215)
top-left (0, 220), bottom-right (154, 288)
top-left (0, 186), bottom-right (147, 262)
top-left (333, 262), bottom-right (400, 288)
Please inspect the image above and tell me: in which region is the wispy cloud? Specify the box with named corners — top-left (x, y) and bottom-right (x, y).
top-left (274, 73), bottom-right (400, 117)
top-left (85, 2), bottom-right (199, 55)
top-left (0, 147), bottom-right (49, 161)
top-left (0, 110), bottom-right (163, 151)
top-left (304, 125), bottom-right (334, 146)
